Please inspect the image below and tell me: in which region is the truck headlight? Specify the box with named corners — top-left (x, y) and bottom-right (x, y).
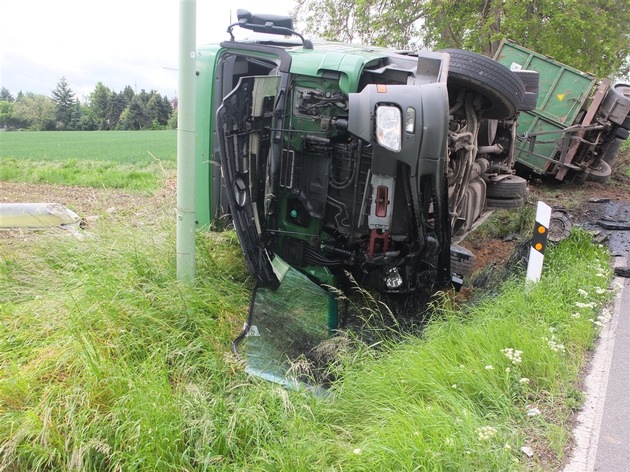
top-left (376, 105), bottom-right (401, 152)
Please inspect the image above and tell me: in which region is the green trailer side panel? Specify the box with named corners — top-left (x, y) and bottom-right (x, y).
top-left (495, 41), bottom-right (597, 174)
top-left (495, 41), bottom-right (596, 125)
top-left (514, 113), bottom-right (565, 173)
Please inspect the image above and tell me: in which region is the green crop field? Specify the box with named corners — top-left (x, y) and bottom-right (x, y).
top-left (0, 130), bottom-right (177, 191)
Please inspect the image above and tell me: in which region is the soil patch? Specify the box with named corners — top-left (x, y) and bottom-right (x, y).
top-left (0, 179), bottom-right (176, 244)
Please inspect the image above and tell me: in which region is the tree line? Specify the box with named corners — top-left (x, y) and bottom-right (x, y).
top-left (0, 78), bottom-right (177, 131)
top-left (295, 0), bottom-right (630, 80)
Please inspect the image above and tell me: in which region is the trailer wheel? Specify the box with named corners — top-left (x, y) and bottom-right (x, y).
top-left (615, 127), bottom-right (630, 140)
top-left (513, 70), bottom-right (539, 93)
top-left (519, 92), bottom-right (538, 111)
top-left (440, 49), bottom-right (526, 120)
top-left (586, 160), bottom-right (612, 183)
top-left (513, 71), bottom-right (539, 111)
top-left (613, 83), bottom-right (630, 100)
top-left (485, 175), bottom-right (528, 199)
top-left (603, 138), bottom-right (623, 165)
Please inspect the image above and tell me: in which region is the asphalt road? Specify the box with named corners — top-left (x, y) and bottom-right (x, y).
top-left (593, 261), bottom-right (630, 472)
top-left (563, 231), bottom-right (630, 472)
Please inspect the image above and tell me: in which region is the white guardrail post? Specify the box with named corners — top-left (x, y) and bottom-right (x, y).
top-left (526, 201), bottom-right (552, 283)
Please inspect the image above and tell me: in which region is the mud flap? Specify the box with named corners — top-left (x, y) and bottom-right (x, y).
top-left (234, 256), bottom-right (337, 388)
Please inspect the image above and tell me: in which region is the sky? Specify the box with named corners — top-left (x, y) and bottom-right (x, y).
top-left (0, 0), bottom-right (296, 101)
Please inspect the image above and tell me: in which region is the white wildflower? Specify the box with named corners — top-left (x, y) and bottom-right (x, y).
top-left (576, 301), bottom-right (596, 309)
top-left (547, 336), bottom-right (565, 353)
top-left (476, 426), bottom-right (498, 441)
top-left (353, 448), bottom-right (362, 455)
top-left (571, 312), bottom-right (581, 319)
top-left (577, 288), bottom-right (589, 297)
top-left (501, 348), bottom-right (523, 365)
top-left (519, 378), bottom-right (530, 385)
top-left (505, 367), bottom-right (511, 373)
top-left (452, 384), bottom-right (458, 389)
top-left (595, 287), bottom-right (606, 295)
top-left (485, 365), bottom-right (494, 370)
top-left (444, 437), bottom-right (454, 445)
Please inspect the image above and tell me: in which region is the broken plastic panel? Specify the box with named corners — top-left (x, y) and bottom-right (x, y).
top-left (237, 256), bottom-right (337, 388)
top-left (0, 203), bottom-right (80, 228)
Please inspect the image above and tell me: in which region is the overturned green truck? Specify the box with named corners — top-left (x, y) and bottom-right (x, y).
top-left (193, 11), bottom-right (629, 381)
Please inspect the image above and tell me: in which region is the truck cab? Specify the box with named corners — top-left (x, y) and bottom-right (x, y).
top-left (195, 10), bottom-right (531, 296)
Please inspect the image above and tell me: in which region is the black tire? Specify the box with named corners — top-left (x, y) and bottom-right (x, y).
top-left (603, 138), bottom-right (623, 165)
top-left (519, 92), bottom-right (538, 111)
top-left (485, 175), bottom-right (528, 199)
top-left (441, 48), bottom-right (526, 120)
top-left (603, 83), bottom-right (630, 125)
top-left (615, 126), bottom-right (630, 140)
top-left (486, 195), bottom-right (526, 209)
top-left (622, 114), bottom-right (630, 130)
top-left (513, 70), bottom-right (540, 93)
top-left (586, 160), bottom-right (612, 183)
top-left (478, 119), bottom-right (498, 147)
top-left (613, 83), bottom-right (630, 100)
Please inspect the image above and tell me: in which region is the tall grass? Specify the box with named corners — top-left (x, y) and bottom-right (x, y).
top-left (0, 207), bottom-right (614, 470)
top-left (0, 131), bottom-right (176, 191)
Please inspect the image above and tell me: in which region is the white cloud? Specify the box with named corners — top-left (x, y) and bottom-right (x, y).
top-left (1, 0), bottom-right (295, 99)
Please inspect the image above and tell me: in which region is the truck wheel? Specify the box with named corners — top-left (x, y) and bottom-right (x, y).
top-left (586, 160), bottom-right (612, 183)
top-left (486, 195), bottom-right (526, 209)
top-left (485, 175), bottom-right (528, 199)
top-left (622, 114), bottom-right (630, 130)
top-left (440, 49), bottom-right (526, 120)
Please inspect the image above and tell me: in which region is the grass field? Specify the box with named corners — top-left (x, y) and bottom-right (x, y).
top-left (0, 213), bottom-right (614, 470)
top-left (0, 130), bottom-right (176, 191)
top-left (0, 131), bottom-right (619, 470)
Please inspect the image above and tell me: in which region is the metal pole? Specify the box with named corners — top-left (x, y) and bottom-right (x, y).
top-left (176, 0), bottom-right (196, 282)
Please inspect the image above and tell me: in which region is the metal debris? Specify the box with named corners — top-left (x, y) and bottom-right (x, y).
top-left (596, 220), bottom-right (630, 231)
